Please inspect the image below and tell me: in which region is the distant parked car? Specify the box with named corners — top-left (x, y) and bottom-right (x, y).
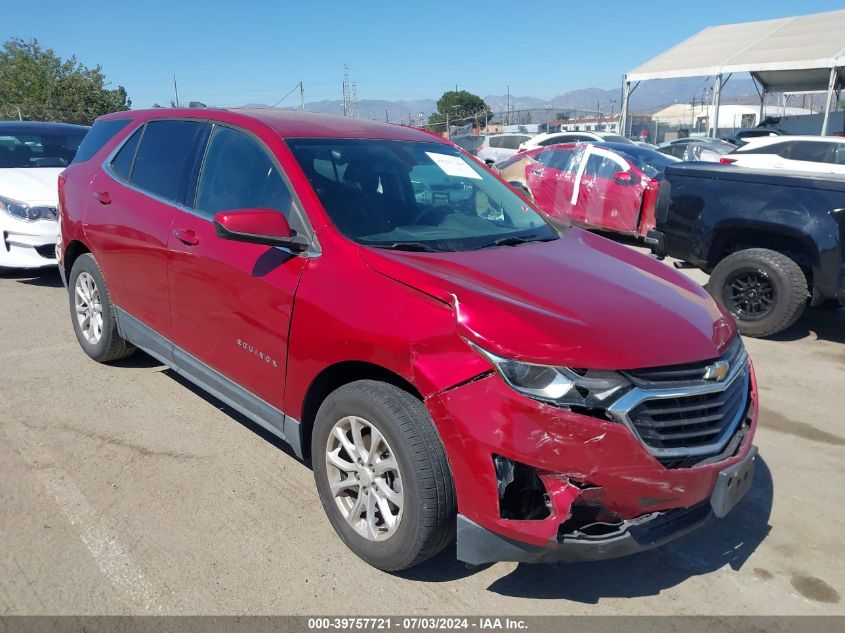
top-left (658, 138), bottom-right (735, 162)
top-left (496, 141), bottom-right (679, 237)
top-left (519, 131), bottom-right (633, 152)
top-left (450, 134), bottom-right (485, 156)
top-left (727, 128), bottom-right (786, 146)
top-left (474, 133), bottom-right (533, 165)
top-left (721, 135), bottom-right (845, 175)
top-left (0, 121), bottom-right (88, 270)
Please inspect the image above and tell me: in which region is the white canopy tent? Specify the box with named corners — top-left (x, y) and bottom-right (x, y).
top-left (619, 10), bottom-right (845, 136)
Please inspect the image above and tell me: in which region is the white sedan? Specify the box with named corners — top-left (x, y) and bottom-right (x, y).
top-left (0, 121), bottom-right (88, 269)
top-left (518, 131), bottom-right (633, 152)
top-left (722, 135), bottom-right (845, 175)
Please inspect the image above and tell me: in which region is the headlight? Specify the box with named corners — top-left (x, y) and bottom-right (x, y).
top-left (0, 195), bottom-right (57, 222)
top-left (467, 341), bottom-right (631, 409)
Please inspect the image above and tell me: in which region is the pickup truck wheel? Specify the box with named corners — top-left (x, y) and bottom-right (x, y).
top-left (68, 254), bottom-right (136, 362)
top-left (707, 248), bottom-right (808, 338)
top-left (312, 380), bottom-right (455, 571)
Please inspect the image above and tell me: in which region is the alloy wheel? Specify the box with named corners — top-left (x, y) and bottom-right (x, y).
top-left (325, 415), bottom-right (403, 541)
top-left (74, 271), bottom-right (104, 345)
top-left (724, 269), bottom-right (776, 321)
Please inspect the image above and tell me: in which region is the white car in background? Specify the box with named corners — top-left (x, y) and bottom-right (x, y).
top-left (0, 121), bottom-right (88, 269)
top-left (518, 131), bottom-right (634, 152)
top-left (474, 133), bottom-right (533, 165)
top-left (722, 135), bottom-right (845, 175)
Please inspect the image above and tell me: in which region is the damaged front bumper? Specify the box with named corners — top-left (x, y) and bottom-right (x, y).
top-left (457, 445), bottom-right (757, 565)
top-left (426, 369), bottom-right (758, 565)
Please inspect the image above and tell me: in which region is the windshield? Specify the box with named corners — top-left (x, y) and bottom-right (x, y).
top-left (286, 139), bottom-right (557, 252)
top-left (0, 127), bottom-right (87, 168)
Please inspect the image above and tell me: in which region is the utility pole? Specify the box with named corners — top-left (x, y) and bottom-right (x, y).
top-left (506, 84), bottom-right (510, 126)
top-left (385, 108), bottom-right (389, 123)
top-left (300, 81), bottom-right (304, 110)
top-left (342, 65), bottom-right (351, 116)
top-left (173, 74), bottom-right (180, 107)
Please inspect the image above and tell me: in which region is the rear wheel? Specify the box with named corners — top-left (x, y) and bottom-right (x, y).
top-left (707, 248), bottom-right (808, 338)
top-left (68, 254), bottom-right (136, 362)
top-left (312, 380), bottom-right (455, 571)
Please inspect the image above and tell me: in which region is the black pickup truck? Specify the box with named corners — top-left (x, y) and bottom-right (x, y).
top-left (647, 163), bottom-right (845, 337)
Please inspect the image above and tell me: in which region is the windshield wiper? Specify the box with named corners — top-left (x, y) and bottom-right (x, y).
top-left (370, 241), bottom-right (446, 252)
top-left (479, 235), bottom-right (555, 249)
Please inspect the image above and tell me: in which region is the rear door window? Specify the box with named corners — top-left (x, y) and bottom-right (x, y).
top-left (73, 119), bottom-right (132, 163)
top-left (785, 141), bottom-right (836, 163)
top-left (488, 137), bottom-right (503, 148)
top-left (130, 120), bottom-right (210, 204)
top-left (109, 127), bottom-right (143, 181)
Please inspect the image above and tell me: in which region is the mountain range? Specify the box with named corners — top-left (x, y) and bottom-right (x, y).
top-left (242, 76), bottom-right (773, 123)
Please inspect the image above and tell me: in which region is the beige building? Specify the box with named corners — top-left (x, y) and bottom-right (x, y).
top-left (652, 103), bottom-right (815, 131)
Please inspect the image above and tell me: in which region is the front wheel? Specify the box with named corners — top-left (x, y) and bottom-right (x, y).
top-left (312, 380), bottom-right (455, 571)
top-left (707, 248), bottom-right (808, 338)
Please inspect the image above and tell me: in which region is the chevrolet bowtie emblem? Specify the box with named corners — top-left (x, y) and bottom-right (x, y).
top-left (703, 360), bottom-right (730, 381)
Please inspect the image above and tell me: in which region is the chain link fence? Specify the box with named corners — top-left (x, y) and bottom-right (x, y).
top-left (0, 105), bottom-right (106, 126)
top-left (411, 107), bottom-right (620, 138)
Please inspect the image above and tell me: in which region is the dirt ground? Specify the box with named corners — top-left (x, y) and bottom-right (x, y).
top-left (1, 255), bottom-right (843, 615)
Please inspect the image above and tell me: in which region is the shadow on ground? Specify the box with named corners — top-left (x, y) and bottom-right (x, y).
top-left (402, 458), bottom-right (773, 603)
top-left (158, 364), bottom-right (305, 464)
top-left (770, 306), bottom-right (845, 344)
top-left (2, 266), bottom-right (64, 288)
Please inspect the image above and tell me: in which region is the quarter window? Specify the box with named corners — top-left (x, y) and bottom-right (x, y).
top-left (130, 120), bottom-right (209, 204)
top-left (73, 119), bottom-right (132, 164)
top-left (195, 126), bottom-right (294, 221)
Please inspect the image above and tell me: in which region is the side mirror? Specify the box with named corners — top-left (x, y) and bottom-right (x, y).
top-left (213, 208), bottom-right (309, 252)
top-left (612, 171), bottom-right (634, 185)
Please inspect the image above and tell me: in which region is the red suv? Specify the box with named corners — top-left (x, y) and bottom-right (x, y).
top-left (58, 109), bottom-right (758, 571)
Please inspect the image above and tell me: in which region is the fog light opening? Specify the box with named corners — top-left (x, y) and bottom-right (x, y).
top-left (493, 455), bottom-right (552, 520)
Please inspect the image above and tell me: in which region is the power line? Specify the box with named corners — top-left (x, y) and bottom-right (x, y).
top-left (271, 82), bottom-right (303, 108)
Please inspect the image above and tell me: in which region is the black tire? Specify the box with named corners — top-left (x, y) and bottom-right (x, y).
top-left (707, 248), bottom-right (808, 338)
top-left (312, 380), bottom-right (455, 571)
top-left (68, 253), bottom-right (136, 363)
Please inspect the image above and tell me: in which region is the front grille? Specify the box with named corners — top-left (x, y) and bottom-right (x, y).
top-left (629, 370), bottom-right (749, 451)
top-left (624, 337), bottom-right (743, 388)
top-left (609, 337), bottom-right (752, 467)
top-left (35, 243), bottom-right (56, 259)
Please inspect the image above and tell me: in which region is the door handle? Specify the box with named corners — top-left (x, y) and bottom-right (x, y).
top-left (94, 191), bottom-right (111, 205)
top-left (172, 228), bottom-right (199, 246)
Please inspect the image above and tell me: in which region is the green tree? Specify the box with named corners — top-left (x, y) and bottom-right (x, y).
top-left (428, 90), bottom-right (492, 132)
top-left (0, 38), bottom-right (130, 124)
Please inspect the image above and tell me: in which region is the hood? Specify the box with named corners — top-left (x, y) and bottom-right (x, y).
top-left (0, 168), bottom-right (63, 205)
top-left (361, 229), bottom-right (735, 370)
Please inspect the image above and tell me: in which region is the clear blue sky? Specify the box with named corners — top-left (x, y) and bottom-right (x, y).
top-left (3, 1), bottom-right (844, 108)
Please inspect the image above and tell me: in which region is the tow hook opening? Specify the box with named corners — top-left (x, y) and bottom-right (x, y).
top-left (557, 499), bottom-right (627, 540)
top-left (493, 455), bottom-right (552, 520)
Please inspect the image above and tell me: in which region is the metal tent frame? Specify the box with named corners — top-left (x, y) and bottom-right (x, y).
top-left (619, 10), bottom-right (845, 137)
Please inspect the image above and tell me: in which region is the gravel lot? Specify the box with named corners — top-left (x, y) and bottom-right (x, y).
top-left (1, 253), bottom-right (844, 616)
